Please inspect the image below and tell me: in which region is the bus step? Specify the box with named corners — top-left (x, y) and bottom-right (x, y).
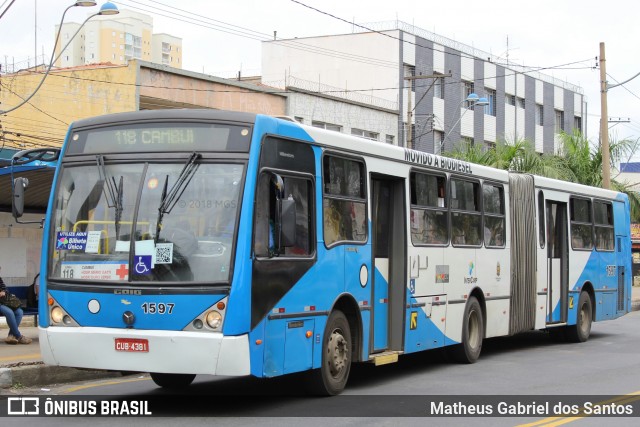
top-left (370, 351), bottom-right (403, 366)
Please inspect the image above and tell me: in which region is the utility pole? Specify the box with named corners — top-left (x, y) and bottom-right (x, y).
top-left (599, 42), bottom-right (611, 189)
top-left (34, 0), bottom-right (37, 69)
top-left (598, 44), bottom-right (640, 190)
top-left (406, 83), bottom-right (412, 148)
top-left (403, 73), bottom-right (451, 149)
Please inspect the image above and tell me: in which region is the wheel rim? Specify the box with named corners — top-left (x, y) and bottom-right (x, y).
top-left (468, 309), bottom-right (480, 349)
top-left (327, 328), bottom-right (349, 378)
top-left (579, 301), bottom-right (591, 335)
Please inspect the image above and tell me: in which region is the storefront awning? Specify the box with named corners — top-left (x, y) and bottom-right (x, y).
top-left (0, 163), bottom-right (57, 213)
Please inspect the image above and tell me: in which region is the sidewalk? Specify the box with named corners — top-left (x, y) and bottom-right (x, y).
top-left (2, 286), bottom-right (640, 389)
top-left (0, 319), bottom-right (123, 390)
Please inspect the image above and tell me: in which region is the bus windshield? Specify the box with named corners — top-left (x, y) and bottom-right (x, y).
top-left (49, 161), bottom-right (244, 284)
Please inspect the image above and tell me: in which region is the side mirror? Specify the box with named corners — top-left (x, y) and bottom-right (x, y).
top-left (279, 196), bottom-right (296, 248)
top-left (9, 148), bottom-right (56, 226)
top-left (12, 147), bottom-right (60, 166)
top-left (12, 177), bottom-right (29, 219)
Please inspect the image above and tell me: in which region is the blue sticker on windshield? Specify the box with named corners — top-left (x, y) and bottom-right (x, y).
top-left (134, 255), bottom-right (153, 275)
top-left (56, 231), bottom-right (88, 251)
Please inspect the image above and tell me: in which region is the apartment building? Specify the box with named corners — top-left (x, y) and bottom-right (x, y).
top-left (262, 21), bottom-right (585, 153)
top-left (54, 9), bottom-right (182, 69)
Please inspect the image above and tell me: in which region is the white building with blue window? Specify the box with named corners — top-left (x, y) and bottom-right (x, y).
top-left (262, 21), bottom-right (585, 154)
top-left (618, 162), bottom-right (640, 191)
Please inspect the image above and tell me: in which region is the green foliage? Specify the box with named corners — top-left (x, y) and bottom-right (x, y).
top-left (444, 131), bottom-right (640, 222)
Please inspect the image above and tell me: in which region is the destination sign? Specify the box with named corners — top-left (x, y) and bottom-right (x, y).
top-left (66, 123), bottom-right (252, 155)
top-left (114, 128), bottom-right (196, 146)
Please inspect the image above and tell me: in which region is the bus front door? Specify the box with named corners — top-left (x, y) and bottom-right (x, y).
top-left (371, 175), bottom-right (406, 353)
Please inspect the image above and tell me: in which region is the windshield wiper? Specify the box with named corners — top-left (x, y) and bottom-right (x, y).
top-left (155, 152), bottom-right (201, 242)
top-left (96, 155), bottom-right (124, 239)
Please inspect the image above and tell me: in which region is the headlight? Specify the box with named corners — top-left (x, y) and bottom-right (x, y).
top-left (205, 311), bottom-right (222, 329)
top-left (51, 306), bottom-right (64, 324)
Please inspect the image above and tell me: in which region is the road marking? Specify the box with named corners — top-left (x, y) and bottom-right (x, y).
top-left (0, 353), bottom-right (40, 362)
top-left (61, 375), bottom-right (152, 394)
top-left (517, 391), bottom-right (640, 427)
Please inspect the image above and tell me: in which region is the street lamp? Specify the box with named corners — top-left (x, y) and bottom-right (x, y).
top-left (442, 93), bottom-right (489, 149)
top-left (51, 2), bottom-right (120, 65)
top-left (0, 1), bottom-right (120, 115)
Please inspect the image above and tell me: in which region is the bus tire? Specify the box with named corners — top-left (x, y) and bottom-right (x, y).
top-left (150, 372), bottom-right (196, 388)
top-left (306, 310), bottom-right (352, 396)
top-left (451, 296), bottom-right (484, 364)
top-left (566, 291), bottom-right (592, 343)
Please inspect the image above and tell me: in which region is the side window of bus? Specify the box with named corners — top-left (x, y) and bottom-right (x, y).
top-left (254, 172), bottom-right (314, 258)
top-left (450, 178), bottom-right (481, 246)
top-left (483, 183), bottom-right (505, 248)
top-left (322, 155), bottom-right (367, 247)
top-left (570, 198), bottom-right (593, 250)
top-left (538, 190), bottom-right (545, 249)
top-left (594, 201), bottom-right (614, 251)
top-left (283, 176), bottom-right (313, 256)
top-left (410, 172), bottom-right (448, 245)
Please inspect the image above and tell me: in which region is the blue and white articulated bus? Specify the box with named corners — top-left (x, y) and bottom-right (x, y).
top-left (13, 109), bottom-right (631, 395)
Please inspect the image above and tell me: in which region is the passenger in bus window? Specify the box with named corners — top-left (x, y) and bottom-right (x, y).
top-left (268, 184), bottom-right (278, 256)
top-left (571, 232), bottom-right (583, 249)
top-left (596, 228), bottom-right (614, 250)
top-left (484, 218), bottom-right (504, 247)
top-left (452, 214), bottom-right (465, 244)
top-left (324, 199), bottom-right (344, 245)
top-left (437, 180), bottom-right (445, 208)
top-left (253, 174), bottom-right (275, 257)
top-left (430, 212), bottom-right (448, 244)
top-left (452, 231), bottom-right (465, 245)
top-left (417, 211), bottom-right (444, 244)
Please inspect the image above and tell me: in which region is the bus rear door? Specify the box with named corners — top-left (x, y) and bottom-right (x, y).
top-left (546, 200), bottom-right (568, 324)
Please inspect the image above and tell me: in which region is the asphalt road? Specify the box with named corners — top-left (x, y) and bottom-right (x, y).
top-left (5, 310), bottom-right (640, 426)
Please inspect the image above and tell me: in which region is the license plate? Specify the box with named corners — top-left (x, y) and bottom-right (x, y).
top-left (115, 338), bottom-right (149, 352)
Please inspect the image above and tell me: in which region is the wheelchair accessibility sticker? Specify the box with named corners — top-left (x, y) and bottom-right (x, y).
top-left (135, 256), bottom-right (153, 275)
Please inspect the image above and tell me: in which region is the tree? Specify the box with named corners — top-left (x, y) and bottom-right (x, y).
top-left (446, 137), bottom-right (573, 180)
top-left (445, 131), bottom-right (640, 222)
top-left (557, 129), bottom-right (640, 221)
top-left (556, 129), bottom-right (600, 187)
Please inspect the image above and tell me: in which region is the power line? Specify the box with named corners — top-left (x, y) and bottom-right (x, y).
top-left (607, 73), bottom-right (640, 103)
top-left (116, 0), bottom-right (399, 70)
top-left (0, 81), bottom-right (68, 125)
top-left (119, 0), bottom-right (591, 81)
top-left (1, 123), bottom-right (67, 139)
top-left (19, 61), bottom-right (592, 98)
top-left (0, 116), bottom-right (69, 132)
top-left (0, 0), bottom-right (16, 21)
top-left (2, 0), bottom-right (592, 103)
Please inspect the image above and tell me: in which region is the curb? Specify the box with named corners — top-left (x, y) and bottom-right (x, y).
top-left (0, 364), bottom-right (123, 389)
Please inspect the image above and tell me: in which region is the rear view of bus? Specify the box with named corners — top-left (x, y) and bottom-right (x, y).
top-left (39, 110), bottom-right (254, 388)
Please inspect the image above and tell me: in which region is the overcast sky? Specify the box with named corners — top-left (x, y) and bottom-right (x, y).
top-left (2, 0), bottom-right (640, 159)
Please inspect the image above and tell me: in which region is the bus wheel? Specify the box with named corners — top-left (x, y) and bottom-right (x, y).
top-left (150, 373), bottom-right (196, 388)
top-left (451, 296), bottom-right (484, 364)
top-left (307, 310), bottom-right (352, 396)
top-left (566, 292), bottom-right (592, 343)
